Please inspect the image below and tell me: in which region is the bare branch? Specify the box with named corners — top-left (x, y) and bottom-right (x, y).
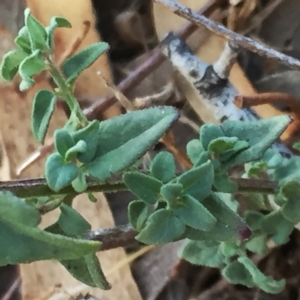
top-left (83, 0), bottom-right (221, 120)
top-left (0, 176), bottom-right (280, 199)
top-left (161, 33), bottom-right (294, 158)
top-left (0, 178), bottom-right (127, 198)
top-left (85, 224), bottom-right (138, 251)
top-left (153, 0), bottom-right (300, 70)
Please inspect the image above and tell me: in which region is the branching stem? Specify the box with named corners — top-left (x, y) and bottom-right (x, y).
top-left (47, 59), bottom-right (88, 126)
top-left (0, 177), bottom-right (278, 199)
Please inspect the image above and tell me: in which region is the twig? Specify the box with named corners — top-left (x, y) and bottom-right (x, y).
top-left (161, 33), bottom-right (294, 158)
top-left (153, 0), bottom-right (300, 70)
top-left (85, 224), bottom-right (138, 251)
top-left (213, 41), bottom-right (241, 79)
top-left (243, 0), bottom-right (284, 35)
top-left (83, 0), bottom-right (222, 120)
top-left (0, 177), bottom-right (279, 199)
top-left (57, 21), bottom-right (91, 66)
top-left (1, 277), bottom-right (21, 300)
top-left (0, 178), bottom-right (127, 199)
top-left (16, 138), bottom-right (54, 176)
top-left (97, 71), bottom-right (134, 111)
top-left (234, 92), bottom-right (300, 114)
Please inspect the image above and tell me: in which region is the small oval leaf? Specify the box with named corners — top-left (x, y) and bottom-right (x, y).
top-left (123, 172), bottom-right (162, 204)
top-left (31, 89), bottom-right (57, 144)
top-left (24, 8), bottom-right (47, 51)
top-left (0, 49), bottom-right (28, 81)
top-left (19, 50), bottom-right (46, 91)
top-left (173, 195), bottom-right (216, 231)
top-left (150, 151), bottom-right (176, 182)
top-left (128, 200), bottom-right (149, 231)
top-left (54, 128), bottom-right (75, 157)
top-left (45, 153), bottom-right (79, 192)
top-left (136, 209), bottom-right (185, 244)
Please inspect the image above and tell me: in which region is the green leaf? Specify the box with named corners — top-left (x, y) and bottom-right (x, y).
top-left (173, 195), bottom-right (216, 231)
top-left (261, 210), bottom-right (294, 245)
top-left (150, 151), bottom-right (176, 182)
top-left (65, 140), bottom-right (87, 161)
top-left (47, 210), bottom-right (110, 290)
top-left (245, 161), bottom-right (267, 177)
top-left (61, 254), bottom-right (110, 290)
top-left (281, 180), bottom-right (300, 223)
top-left (202, 193), bottom-right (251, 240)
top-left (293, 142), bottom-right (300, 152)
top-left (273, 156), bottom-right (300, 184)
top-left (238, 257), bottom-right (285, 294)
top-left (0, 192), bottom-right (100, 265)
top-left (31, 89), bottom-right (57, 144)
top-left (208, 136), bottom-right (240, 154)
top-left (46, 16), bottom-right (72, 49)
top-left (71, 170), bottom-right (88, 193)
top-left (88, 193), bottom-right (97, 203)
top-left (14, 26), bottom-right (31, 54)
top-left (186, 139), bottom-right (205, 164)
top-left (86, 107), bottom-right (179, 181)
top-left (220, 242), bottom-right (239, 257)
top-left (71, 120), bottom-right (100, 163)
top-left (84, 254), bottom-right (111, 289)
top-left (0, 191), bottom-right (40, 227)
top-left (63, 42), bottom-right (109, 83)
top-left (243, 193), bottom-right (268, 210)
top-left (128, 200), bottom-right (149, 231)
top-left (54, 128), bottom-right (75, 157)
top-left (177, 160), bottom-right (213, 195)
top-left (219, 141), bottom-right (249, 162)
top-left (160, 183), bottom-right (183, 206)
top-left (200, 124), bottom-right (224, 150)
top-left (245, 235), bottom-right (268, 255)
top-left (244, 211), bottom-right (264, 231)
top-left (262, 149), bottom-right (283, 169)
top-left (136, 209), bottom-right (185, 244)
top-left (24, 8), bottom-right (47, 51)
top-left (222, 260), bottom-right (255, 288)
top-left (218, 193), bottom-right (239, 213)
top-left (178, 240), bottom-right (225, 267)
top-left (45, 153), bottom-right (79, 192)
top-left (213, 174), bottom-right (238, 193)
top-left (58, 204), bottom-right (91, 236)
top-left (19, 49), bottom-right (46, 91)
top-left (221, 116), bottom-right (291, 170)
top-left (184, 221), bottom-right (238, 242)
top-left (123, 172), bottom-right (162, 204)
top-left (0, 49), bottom-right (28, 81)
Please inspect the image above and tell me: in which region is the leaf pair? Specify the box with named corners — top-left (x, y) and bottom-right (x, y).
top-left (184, 193), bottom-right (250, 242)
top-left (47, 204), bottom-right (110, 290)
top-left (45, 107), bottom-right (179, 192)
top-left (222, 257), bottom-right (285, 294)
top-left (0, 10), bottom-right (71, 89)
top-left (245, 208), bottom-right (294, 247)
top-left (126, 160), bottom-right (216, 243)
top-left (197, 116), bottom-right (291, 170)
top-left (0, 192), bottom-right (100, 265)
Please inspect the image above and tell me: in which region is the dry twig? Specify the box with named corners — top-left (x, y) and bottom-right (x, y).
top-left (153, 0), bottom-right (300, 70)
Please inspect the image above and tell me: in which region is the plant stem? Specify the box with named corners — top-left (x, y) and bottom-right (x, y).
top-left (85, 224), bottom-right (138, 251)
top-left (153, 0), bottom-right (300, 70)
top-left (0, 177), bottom-right (278, 199)
top-left (48, 59), bottom-right (88, 126)
top-left (0, 178), bottom-right (127, 199)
